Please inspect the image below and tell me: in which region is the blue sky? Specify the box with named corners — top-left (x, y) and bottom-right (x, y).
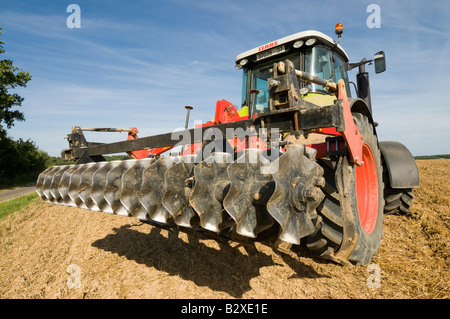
top-left (1, 0), bottom-right (449, 156)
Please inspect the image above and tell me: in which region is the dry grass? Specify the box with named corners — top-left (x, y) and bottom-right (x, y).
top-left (0, 160), bottom-right (448, 299)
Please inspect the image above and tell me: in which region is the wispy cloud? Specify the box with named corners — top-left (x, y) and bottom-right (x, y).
top-left (3, 0), bottom-right (450, 156)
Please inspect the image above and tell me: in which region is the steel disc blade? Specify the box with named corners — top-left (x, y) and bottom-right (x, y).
top-left (42, 166), bottom-right (68, 203)
top-left (139, 156), bottom-right (179, 223)
top-left (68, 164), bottom-right (92, 209)
top-left (49, 165), bottom-right (73, 203)
top-left (35, 167), bottom-right (48, 200)
top-left (104, 160), bottom-right (136, 216)
top-left (120, 158), bottom-right (155, 220)
top-left (162, 155), bottom-right (199, 227)
top-left (267, 145), bottom-right (325, 245)
top-left (36, 166), bottom-right (57, 201)
top-left (91, 161), bottom-right (119, 213)
top-left (223, 149), bottom-right (275, 238)
top-left (190, 152), bottom-right (234, 232)
top-left (78, 163), bottom-right (101, 211)
top-left (59, 165), bottom-right (78, 206)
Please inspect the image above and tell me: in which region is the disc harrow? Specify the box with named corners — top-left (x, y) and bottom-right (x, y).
top-left (36, 145), bottom-right (325, 245)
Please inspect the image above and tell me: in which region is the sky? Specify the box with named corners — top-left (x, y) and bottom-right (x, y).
top-left (1, 0), bottom-right (449, 157)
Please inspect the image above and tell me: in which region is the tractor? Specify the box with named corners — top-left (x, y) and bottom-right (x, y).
top-left (36, 24), bottom-right (419, 265)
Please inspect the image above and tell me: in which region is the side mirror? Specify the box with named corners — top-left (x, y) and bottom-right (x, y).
top-left (374, 51), bottom-right (386, 74)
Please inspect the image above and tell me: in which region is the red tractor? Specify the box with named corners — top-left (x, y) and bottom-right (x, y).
top-left (37, 25), bottom-right (419, 265)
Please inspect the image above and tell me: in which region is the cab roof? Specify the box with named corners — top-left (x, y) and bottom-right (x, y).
top-left (235, 30), bottom-right (349, 64)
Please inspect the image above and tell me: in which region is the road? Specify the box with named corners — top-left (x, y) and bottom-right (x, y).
top-left (0, 186), bottom-right (36, 203)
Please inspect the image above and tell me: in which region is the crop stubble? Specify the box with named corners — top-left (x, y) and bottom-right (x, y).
top-left (0, 159), bottom-right (448, 298)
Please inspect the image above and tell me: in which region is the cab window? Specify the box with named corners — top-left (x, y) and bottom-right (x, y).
top-left (241, 70), bottom-right (248, 107)
top-left (332, 51), bottom-right (351, 96)
top-left (304, 46), bottom-right (333, 94)
top-left (247, 53), bottom-right (300, 113)
top-left (304, 46), bottom-right (351, 96)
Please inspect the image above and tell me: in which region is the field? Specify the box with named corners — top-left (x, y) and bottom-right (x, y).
top-left (0, 159), bottom-right (448, 299)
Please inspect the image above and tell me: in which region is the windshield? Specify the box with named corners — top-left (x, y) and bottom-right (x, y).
top-left (244, 53), bottom-right (300, 113)
top-left (304, 46), bottom-right (351, 96)
top-left (240, 47), bottom-right (350, 115)
top-left (304, 46), bottom-right (333, 94)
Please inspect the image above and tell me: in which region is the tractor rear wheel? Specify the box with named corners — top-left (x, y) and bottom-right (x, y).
top-left (383, 188), bottom-right (414, 215)
top-left (382, 160), bottom-right (414, 215)
top-left (306, 113), bottom-right (385, 265)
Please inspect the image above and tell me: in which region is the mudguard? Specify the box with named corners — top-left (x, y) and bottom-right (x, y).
top-left (379, 141), bottom-right (420, 189)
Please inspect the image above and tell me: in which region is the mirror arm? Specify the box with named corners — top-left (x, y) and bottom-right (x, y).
top-left (347, 59), bottom-right (373, 72)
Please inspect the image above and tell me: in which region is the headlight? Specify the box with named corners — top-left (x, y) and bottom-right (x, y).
top-left (240, 59), bottom-right (248, 66)
top-left (305, 38), bottom-right (317, 46)
top-left (293, 40), bottom-right (304, 48)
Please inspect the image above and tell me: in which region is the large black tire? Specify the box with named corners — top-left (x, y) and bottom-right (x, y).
top-left (383, 188), bottom-right (414, 215)
top-left (306, 113), bottom-right (385, 265)
top-left (382, 160), bottom-right (414, 215)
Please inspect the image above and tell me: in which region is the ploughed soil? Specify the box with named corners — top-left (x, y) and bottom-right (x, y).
top-left (0, 160), bottom-right (448, 299)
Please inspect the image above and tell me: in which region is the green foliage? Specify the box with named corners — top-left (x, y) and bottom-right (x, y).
top-left (415, 154), bottom-right (450, 160)
top-left (0, 129), bottom-right (50, 188)
top-left (46, 156), bottom-right (76, 166)
top-left (0, 28), bottom-right (32, 129)
top-left (0, 192), bottom-right (39, 220)
top-left (0, 27), bottom-right (41, 188)
top-left (45, 154), bottom-right (129, 167)
top-left (414, 154), bottom-right (450, 160)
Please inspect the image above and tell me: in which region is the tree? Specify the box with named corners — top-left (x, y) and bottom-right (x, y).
top-left (0, 27), bottom-right (32, 129)
top-left (0, 128), bottom-right (50, 187)
top-left (0, 28), bottom-right (49, 187)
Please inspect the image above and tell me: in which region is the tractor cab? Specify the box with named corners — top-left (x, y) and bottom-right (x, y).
top-left (235, 30), bottom-right (351, 116)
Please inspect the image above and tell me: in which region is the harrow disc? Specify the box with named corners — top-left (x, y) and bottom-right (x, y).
top-left (36, 166), bottom-right (61, 202)
top-left (120, 158), bottom-right (155, 219)
top-left (162, 155), bottom-right (198, 227)
top-left (59, 165), bottom-right (79, 206)
top-left (139, 156), bottom-right (180, 223)
top-left (223, 149), bottom-right (275, 238)
top-left (267, 145), bottom-right (325, 244)
top-left (91, 162), bottom-right (116, 213)
top-left (104, 160), bottom-right (136, 216)
top-left (49, 165), bottom-right (73, 204)
top-left (78, 163), bottom-right (102, 211)
top-left (190, 152), bottom-right (234, 232)
top-left (68, 164), bottom-right (90, 209)
top-left (36, 145), bottom-right (327, 248)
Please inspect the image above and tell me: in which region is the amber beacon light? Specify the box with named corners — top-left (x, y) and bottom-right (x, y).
top-left (335, 22), bottom-right (343, 37)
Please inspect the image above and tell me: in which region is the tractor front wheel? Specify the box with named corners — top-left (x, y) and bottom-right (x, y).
top-left (307, 113), bottom-right (385, 265)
